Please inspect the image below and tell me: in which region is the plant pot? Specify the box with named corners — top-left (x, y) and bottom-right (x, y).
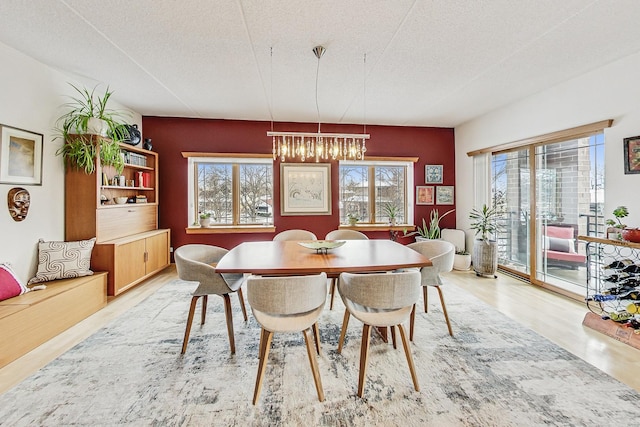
top-left (472, 239), bottom-right (498, 277)
top-left (348, 218), bottom-right (358, 226)
top-left (86, 117), bottom-right (109, 137)
top-left (389, 218), bottom-right (397, 226)
top-left (199, 217), bottom-right (211, 227)
top-left (453, 253), bottom-right (471, 271)
top-left (621, 228), bottom-right (640, 243)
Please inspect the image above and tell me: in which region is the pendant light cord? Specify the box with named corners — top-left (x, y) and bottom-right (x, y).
top-left (315, 52), bottom-right (321, 133)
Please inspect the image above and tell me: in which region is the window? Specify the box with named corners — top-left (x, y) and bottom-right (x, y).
top-left (187, 156), bottom-right (273, 227)
top-left (339, 160), bottom-right (414, 224)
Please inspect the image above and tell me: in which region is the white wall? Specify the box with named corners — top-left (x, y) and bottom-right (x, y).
top-left (455, 51), bottom-right (640, 250)
top-left (0, 42), bottom-right (141, 284)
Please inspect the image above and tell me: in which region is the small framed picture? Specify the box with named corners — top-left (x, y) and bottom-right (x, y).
top-left (0, 124), bottom-right (43, 185)
top-left (416, 186), bottom-right (434, 205)
top-left (425, 164), bottom-right (443, 184)
top-left (624, 135), bottom-right (640, 174)
top-left (436, 186), bottom-right (454, 205)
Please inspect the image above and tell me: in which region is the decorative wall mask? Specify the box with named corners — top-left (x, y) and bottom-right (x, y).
top-left (8, 187), bottom-right (30, 221)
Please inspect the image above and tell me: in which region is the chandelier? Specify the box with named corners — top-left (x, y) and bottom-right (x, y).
top-left (269, 46), bottom-right (369, 162)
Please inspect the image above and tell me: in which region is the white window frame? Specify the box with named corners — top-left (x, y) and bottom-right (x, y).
top-left (187, 156), bottom-right (273, 227)
top-left (339, 159), bottom-right (414, 225)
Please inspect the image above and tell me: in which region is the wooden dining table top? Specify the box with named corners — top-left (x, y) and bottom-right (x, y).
top-left (215, 239), bottom-right (432, 276)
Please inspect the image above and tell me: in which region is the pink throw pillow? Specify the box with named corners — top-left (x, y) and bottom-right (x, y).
top-left (0, 262), bottom-right (27, 301)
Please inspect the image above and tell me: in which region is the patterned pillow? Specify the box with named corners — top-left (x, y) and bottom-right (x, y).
top-left (28, 238), bottom-right (96, 285)
top-left (0, 262), bottom-right (28, 301)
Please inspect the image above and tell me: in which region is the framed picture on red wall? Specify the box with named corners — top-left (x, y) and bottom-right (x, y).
top-left (280, 163), bottom-right (332, 215)
top-left (425, 164), bottom-right (443, 184)
top-left (416, 186), bottom-right (434, 205)
top-left (436, 186), bottom-right (454, 205)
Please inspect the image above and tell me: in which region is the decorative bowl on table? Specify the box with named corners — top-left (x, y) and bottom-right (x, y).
top-left (298, 240), bottom-right (346, 254)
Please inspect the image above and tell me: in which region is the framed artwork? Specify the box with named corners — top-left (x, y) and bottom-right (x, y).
top-left (416, 186), bottom-right (434, 205)
top-left (0, 124), bottom-right (43, 185)
top-left (436, 186), bottom-right (454, 205)
top-left (280, 163), bottom-right (331, 215)
top-left (624, 135), bottom-right (640, 174)
top-left (425, 164), bottom-right (443, 184)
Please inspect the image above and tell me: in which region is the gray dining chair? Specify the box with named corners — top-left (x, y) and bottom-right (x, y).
top-left (324, 229), bottom-right (369, 310)
top-left (247, 272), bottom-right (327, 404)
top-left (337, 270), bottom-right (421, 397)
top-left (273, 229), bottom-right (317, 241)
top-left (406, 240), bottom-right (456, 339)
top-left (174, 244), bottom-right (248, 354)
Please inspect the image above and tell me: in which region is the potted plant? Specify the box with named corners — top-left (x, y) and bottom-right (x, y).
top-left (382, 202), bottom-right (399, 226)
top-left (454, 249), bottom-right (472, 271)
top-left (347, 213), bottom-right (359, 226)
top-left (199, 212), bottom-right (212, 227)
top-left (469, 204), bottom-right (500, 278)
top-left (404, 208), bottom-right (455, 240)
top-left (606, 206), bottom-right (628, 240)
top-left (54, 84), bottom-right (129, 174)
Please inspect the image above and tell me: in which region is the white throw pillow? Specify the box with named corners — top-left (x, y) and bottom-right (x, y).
top-left (28, 238), bottom-right (96, 284)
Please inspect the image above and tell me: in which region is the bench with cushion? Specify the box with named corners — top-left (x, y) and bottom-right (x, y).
top-left (0, 272), bottom-right (107, 369)
top-left (544, 225), bottom-right (586, 269)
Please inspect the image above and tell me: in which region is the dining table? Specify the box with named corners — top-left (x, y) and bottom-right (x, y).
top-left (215, 239), bottom-right (432, 277)
top-left (216, 238), bottom-right (432, 343)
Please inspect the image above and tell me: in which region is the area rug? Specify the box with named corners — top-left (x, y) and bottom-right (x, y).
top-left (1, 278), bottom-right (639, 426)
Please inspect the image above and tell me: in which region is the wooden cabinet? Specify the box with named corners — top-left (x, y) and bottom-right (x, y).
top-left (92, 229), bottom-right (170, 296)
top-left (65, 137), bottom-right (170, 296)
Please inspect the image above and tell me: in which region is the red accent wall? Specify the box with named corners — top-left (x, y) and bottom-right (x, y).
top-left (141, 117), bottom-right (455, 250)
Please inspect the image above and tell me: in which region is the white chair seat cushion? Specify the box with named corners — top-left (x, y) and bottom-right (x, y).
top-left (252, 304), bottom-right (325, 333)
top-left (344, 299), bottom-right (413, 327)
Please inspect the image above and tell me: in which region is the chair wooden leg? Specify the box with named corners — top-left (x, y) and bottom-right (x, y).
top-left (423, 286), bottom-right (429, 313)
top-left (337, 310), bottom-right (350, 354)
top-left (435, 286), bottom-right (453, 336)
top-left (329, 278), bottom-right (337, 310)
top-left (302, 328), bottom-right (325, 402)
top-left (409, 304), bottom-right (416, 342)
top-left (398, 324), bottom-right (420, 392)
top-left (390, 325), bottom-right (397, 349)
top-left (237, 287), bottom-right (248, 322)
top-left (357, 324), bottom-right (371, 398)
top-left (252, 328), bottom-right (273, 405)
top-left (311, 322), bottom-right (321, 355)
top-left (181, 296), bottom-right (200, 354)
top-left (222, 294), bottom-right (236, 354)
top-left (201, 295), bottom-right (208, 325)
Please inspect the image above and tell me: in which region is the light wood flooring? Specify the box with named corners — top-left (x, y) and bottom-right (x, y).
top-left (1, 265), bottom-right (639, 396)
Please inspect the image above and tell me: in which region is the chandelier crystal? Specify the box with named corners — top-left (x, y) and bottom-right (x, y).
top-left (268, 46), bottom-right (369, 162)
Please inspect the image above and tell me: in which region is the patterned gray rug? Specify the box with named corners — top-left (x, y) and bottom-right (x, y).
top-left (1, 278), bottom-right (639, 426)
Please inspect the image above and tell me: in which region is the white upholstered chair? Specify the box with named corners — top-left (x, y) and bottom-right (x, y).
top-left (337, 270), bottom-right (421, 397)
top-left (247, 272), bottom-right (327, 404)
top-left (273, 229), bottom-right (317, 241)
top-left (324, 229), bottom-right (369, 310)
top-left (406, 240), bottom-right (456, 338)
top-left (174, 244), bottom-right (248, 354)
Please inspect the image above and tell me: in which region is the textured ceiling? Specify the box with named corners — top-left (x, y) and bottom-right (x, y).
top-left (1, 0), bottom-right (640, 127)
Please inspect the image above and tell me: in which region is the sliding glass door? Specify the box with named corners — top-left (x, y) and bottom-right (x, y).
top-left (492, 149), bottom-right (531, 275)
top-left (491, 134), bottom-right (605, 297)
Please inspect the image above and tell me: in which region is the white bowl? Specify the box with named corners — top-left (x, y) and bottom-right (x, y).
top-left (114, 197), bottom-right (128, 204)
top-left (298, 240), bottom-right (346, 252)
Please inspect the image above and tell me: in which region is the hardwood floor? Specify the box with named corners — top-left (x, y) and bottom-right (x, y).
top-left (1, 265), bottom-right (638, 396)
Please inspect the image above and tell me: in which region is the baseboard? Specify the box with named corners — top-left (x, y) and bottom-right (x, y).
top-left (582, 312), bottom-right (640, 351)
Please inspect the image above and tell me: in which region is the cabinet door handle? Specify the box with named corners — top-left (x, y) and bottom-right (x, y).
top-left (128, 209), bottom-right (135, 213)
top-left (144, 251), bottom-right (148, 262)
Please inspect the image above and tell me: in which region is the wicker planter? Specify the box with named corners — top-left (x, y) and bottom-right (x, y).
top-left (472, 239), bottom-right (498, 278)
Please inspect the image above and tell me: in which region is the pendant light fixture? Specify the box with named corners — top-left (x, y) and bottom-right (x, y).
top-left (268, 46), bottom-right (369, 162)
